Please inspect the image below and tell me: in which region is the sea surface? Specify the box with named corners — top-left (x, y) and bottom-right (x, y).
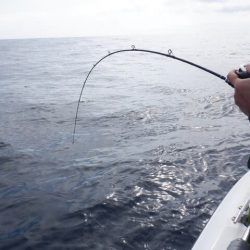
top-left (0, 32), bottom-right (250, 250)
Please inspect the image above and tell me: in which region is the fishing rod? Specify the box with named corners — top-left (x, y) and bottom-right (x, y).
top-left (73, 46), bottom-right (235, 143)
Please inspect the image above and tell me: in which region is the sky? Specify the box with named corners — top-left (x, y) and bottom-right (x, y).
top-left (0, 0), bottom-right (249, 39)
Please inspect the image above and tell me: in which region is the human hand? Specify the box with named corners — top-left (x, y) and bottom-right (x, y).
top-left (227, 64), bottom-right (250, 116)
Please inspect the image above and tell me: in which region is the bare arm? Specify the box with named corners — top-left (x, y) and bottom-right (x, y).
top-left (227, 65), bottom-right (250, 117)
top-left (227, 65), bottom-right (250, 116)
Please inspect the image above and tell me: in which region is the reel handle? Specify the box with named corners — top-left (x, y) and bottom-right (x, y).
top-left (235, 65), bottom-right (250, 79)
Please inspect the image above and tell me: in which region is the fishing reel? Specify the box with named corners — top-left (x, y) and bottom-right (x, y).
top-left (235, 65), bottom-right (250, 79)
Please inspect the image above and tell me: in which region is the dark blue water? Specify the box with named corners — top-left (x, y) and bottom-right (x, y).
top-left (0, 33), bottom-right (250, 250)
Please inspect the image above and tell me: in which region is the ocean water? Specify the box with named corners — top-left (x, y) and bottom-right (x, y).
top-left (0, 32), bottom-right (250, 250)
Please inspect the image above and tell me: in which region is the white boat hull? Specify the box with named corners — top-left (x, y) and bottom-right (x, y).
top-left (192, 171), bottom-right (250, 250)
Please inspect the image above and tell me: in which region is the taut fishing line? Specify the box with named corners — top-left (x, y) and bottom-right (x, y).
top-left (72, 46), bottom-right (234, 143)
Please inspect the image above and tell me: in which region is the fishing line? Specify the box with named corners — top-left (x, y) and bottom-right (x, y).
top-left (73, 46), bottom-right (233, 143)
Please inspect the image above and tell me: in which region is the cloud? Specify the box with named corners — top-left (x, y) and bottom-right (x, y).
top-left (0, 0), bottom-right (249, 38)
top-left (196, 0), bottom-right (225, 2)
top-left (218, 5), bottom-right (250, 13)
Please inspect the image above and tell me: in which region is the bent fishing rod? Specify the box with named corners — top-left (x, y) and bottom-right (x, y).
top-left (72, 46), bottom-right (235, 143)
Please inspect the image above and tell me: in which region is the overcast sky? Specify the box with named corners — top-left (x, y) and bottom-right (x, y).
top-left (0, 0), bottom-right (249, 39)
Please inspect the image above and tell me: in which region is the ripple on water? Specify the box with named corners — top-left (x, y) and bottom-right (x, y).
top-left (1, 36), bottom-right (250, 250)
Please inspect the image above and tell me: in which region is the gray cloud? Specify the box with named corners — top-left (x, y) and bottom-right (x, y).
top-left (197, 0), bottom-right (225, 2)
top-left (218, 5), bottom-right (250, 13)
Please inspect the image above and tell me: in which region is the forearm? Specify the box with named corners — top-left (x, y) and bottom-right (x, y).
top-left (233, 77), bottom-right (250, 87)
top-left (227, 66), bottom-right (250, 117)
